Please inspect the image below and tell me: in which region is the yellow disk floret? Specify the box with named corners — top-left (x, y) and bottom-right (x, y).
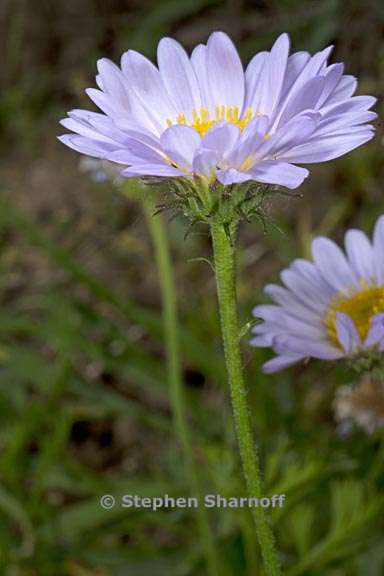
top-left (324, 284), bottom-right (384, 347)
top-left (166, 105), bottom-right (254, 136)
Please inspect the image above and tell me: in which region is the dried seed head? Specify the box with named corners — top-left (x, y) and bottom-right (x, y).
top-left (334, 376), bottom-right (384, 434)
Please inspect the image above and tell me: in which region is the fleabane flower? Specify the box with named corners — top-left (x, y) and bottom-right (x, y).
top-left (251, 216), bottom-right (384, 373)
top-left (59, 32), bottom-right (376, 190)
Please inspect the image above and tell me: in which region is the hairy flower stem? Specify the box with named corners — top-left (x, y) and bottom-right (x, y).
top-left (210, 219), bottom-right (282, 576)
top-left (142, 192), bottom-right (220, 576)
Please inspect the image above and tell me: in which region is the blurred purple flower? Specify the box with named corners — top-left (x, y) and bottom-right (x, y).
top-left (59, 32), bottom-right (376, 189)
top-left (251, 215), bottom-right (384, 373)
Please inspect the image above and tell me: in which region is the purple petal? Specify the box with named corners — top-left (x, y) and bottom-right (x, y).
top-left (60, 117), bottom-right (118, 145)
top-left (273, 334), bottom-right (343, 360)
top-left (279, 267), bottom-right (331, 311)
top-left (207, 31), bottom-right (245, 110)
top-left (313, 111), bottom-right (377, 139)
top-left (335, 312), bottom-right (360, 354)
top-left (249, 334), bottom-right (273, 347)
top-left (95, 74), bottom-right (104, 91)
top-left (85, 87), bottom-right (153, 134)
top-left (216, 169), bottom-right (252, 185)
top-left (108, 137), bottom-right (165, 164)
top-left (96, 58), bottom-right (130, 107)
top-left (121, 50), bottom-right (176, 129)
top-left (263, 112), bottom-right (320, 158)
top-left (311, 237), bottom-right (357, 291)
top-left (257, 33), bottom-right (290, 118)
top-left (264, 283), bottom-right (322, 319)
top-left (280, 129), bottom-right (374, 163)
top-left (85, 88), bottom-right (121, 118)
top-left (160, 125), bottom-right (201, 168)
top-left (248, 161), bottom-right (309, 189)
top-left (364, 313), bottom-right (384, 348)
top-left (193, 149), bottom-right (219, 178)
top-left (227, 116), bottom-right (268, 166)
top-left (274, 45), bottom-right (333, 124)
top-left (278, 76), bottom-right (325, 126)
top-left (121, 164), bottom-right (184, 178)
top-left (316, 63), bottom-right (344, 108)
top-left (252, 304), bottom-right (325, 339)
top-left (244, 51), bottom-right (268, 110)
top-left (107, 150), bottom-right (147, 165)
top-left (344, 229), bottom-right (375, 280)
top-left (261, 354), bottom-right (303, 373)
top-left (240, 115), bottom-right (270, 141)
top-left (110, 126), bottom-right (161, 148)
top-left (58, 134), bottom-right (118, 158)
top-left (252, 322), bottom-right (275, 336)
top-left (322, 95), bottom-right (377, 116)
top-left (67, 109), bottom-right (134, 143)
top-left (157, 37), bottom-right (201, 115)
top-left (324, 75), bottom-right (357, 105)
top-left (290, 258), bottom-right (335, 300)
top-left (191, 44), bottom-right (214, 110)
top-left (373, 215), bottom-right (384, 283)
top-left (277, 51), bottom-right (311, 105)
top-left (201, 122), bottom-right (240, 158)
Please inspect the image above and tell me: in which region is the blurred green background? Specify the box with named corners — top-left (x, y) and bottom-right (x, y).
top-left (0, 0), bottom-right (384, 574)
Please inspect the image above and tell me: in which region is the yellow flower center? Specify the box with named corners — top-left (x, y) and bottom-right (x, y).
top-left (167, 105), bottom-right (255, 136)
top-left (324, 284), bottom-right (384, 347)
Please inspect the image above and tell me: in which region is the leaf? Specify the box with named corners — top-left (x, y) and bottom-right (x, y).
top-left (286, 504), bottom-right (315, 558)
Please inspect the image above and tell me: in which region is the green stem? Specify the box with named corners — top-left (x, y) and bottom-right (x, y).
top-left (210, 219), bottom-right (282, 576)
top-left (143, 192), bottom-right (220, 576)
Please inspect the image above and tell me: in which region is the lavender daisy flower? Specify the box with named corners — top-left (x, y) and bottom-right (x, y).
top-left (251, 216), bottom-right (384, 373)
top-left (59, 32), bottom-right (376, 190)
